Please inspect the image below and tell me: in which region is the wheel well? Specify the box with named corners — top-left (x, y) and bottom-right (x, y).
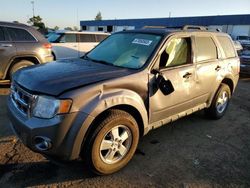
top-left (221, 78), bottom-right (234, 94)
top-left (110, 105), bottom-right (145, 137)
top-left (81, 105), bottom-right (145, 154)
top-left (6, 56), bottom-right (40, 79)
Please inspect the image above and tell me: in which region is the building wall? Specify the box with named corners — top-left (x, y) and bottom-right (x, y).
top-left (81, 15), bottom-right (250, 37)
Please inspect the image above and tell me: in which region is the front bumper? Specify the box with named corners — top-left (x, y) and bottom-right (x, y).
top-left (7, 96), bottom-right (89, 160)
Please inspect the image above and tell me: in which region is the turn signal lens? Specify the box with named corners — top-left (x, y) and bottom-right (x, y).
top-left (59, 99), bottom-right (72, 114)
top-left (43, 43), bottom-right (52, 49)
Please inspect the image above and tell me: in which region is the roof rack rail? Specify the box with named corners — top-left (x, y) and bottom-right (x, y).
top-left (183, 25), bottom-right (207, 31)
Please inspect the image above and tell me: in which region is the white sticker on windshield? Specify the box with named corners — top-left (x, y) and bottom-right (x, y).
top-left (132, 38), bottom-right (153, 46)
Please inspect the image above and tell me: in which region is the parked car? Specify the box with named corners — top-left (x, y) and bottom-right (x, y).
top-left (240, 50), bottom-right (250, 75)
top-left (8, 25), bottom-right (240, 175)
top-left (233, 40), bottom-right (243, 52)
top-left (235, 35), bottom-right (250, 48)
top-left (48, 31), bottom-right (110, 60)
top-left (0, 21), bottom-right (53, 80)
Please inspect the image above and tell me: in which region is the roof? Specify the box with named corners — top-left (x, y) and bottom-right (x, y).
top-left (120, 27), bottom-right (229, 37)
top-left (0, 21), bottom-right (29, 28)
top-left (80, 14), bottom-right (250, 28)
top-left (55, 30), bottom-right (110, 35)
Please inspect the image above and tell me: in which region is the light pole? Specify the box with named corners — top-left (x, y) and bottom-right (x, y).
top-left (31, 1), bottom-right (35, 18)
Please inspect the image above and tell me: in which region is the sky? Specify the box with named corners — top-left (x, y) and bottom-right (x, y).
top-left (1, 0), bottom-right (250, 29)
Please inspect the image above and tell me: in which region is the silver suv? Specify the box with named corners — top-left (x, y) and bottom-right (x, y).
top-left (8, 25), bottom-right (240, 175)
top-left (0, 22), bottom-right (53, 80)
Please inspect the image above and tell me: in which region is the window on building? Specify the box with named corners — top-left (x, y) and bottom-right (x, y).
top-left (217, 36), bottom-right (236, 58)
top-left (195, 37), bottom-right (217, 62)
top-left (82, 26), bottom-right (87, 31)
top-left (107, 25), bottom-right (113, 33)
top-left (159, 37), bottom-right (192, 68)
top-left (6, 27), bottom-right (36, 42)
top-left (98, 27), bottom-right (104, 31)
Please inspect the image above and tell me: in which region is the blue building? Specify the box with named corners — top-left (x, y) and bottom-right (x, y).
top-left (80, 14), bottom-right (250, 38)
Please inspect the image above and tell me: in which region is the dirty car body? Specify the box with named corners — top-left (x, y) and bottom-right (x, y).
top-left (8, 26), bottom-right (240, 174)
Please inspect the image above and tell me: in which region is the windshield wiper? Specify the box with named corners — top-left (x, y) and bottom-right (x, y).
top-left (83, 55), bottom-right (111, 66)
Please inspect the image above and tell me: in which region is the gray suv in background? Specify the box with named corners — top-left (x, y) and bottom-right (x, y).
top-left (0, 22), bottom-right (53, 80)
top-left (8, 26), bottom-right (240, 175)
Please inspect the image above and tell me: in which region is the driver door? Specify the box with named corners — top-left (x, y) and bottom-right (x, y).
top-left (149, 35), bottom-right (197, 123)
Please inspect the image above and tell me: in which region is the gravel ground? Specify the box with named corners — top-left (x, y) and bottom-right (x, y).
top-left (0, 78), bottom-right (250, 188)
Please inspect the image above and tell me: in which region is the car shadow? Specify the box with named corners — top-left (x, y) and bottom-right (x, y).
top-left (0, 160), bottom-right (96, 187)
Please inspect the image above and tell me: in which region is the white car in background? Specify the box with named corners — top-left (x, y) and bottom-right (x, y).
top-left (48, 31), bottom-right (110, 60)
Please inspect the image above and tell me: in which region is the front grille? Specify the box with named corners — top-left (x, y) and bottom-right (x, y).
top-left (10, 83), bottom-right (36, 118)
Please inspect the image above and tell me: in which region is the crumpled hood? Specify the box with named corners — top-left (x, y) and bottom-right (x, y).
top-left (13, 59), bottom-right (134, 96)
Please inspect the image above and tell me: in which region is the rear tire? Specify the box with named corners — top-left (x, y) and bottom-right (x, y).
top-left (10, 60), bottom-right (34, 76)
top-left (82, 109), bottom-right (139, 175)
top-left (205, 83), bottom-right (231, 119)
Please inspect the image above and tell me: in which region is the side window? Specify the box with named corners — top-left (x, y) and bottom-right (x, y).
top-left (159, 37), bottom-right (191, 68)
top-left (60, 34), bottom-right (77, 43)
top-left (196, 37), bottom-right (217, 62)
top-left (217, 36), bottom-right (236, 58)
top-left (96, 34), bottom-right (108, 42)
top-left (0, 27), bottom-right (5, 41)
top-left (6, 27), bottom-right (36, 42)
top-left (79, 34), bottom-right (96, 42)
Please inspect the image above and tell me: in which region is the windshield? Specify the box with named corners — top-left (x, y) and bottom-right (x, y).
top-left (48, 33), bottom-right (62, 43)
top-left (86, 33), bottom-right (162, 69)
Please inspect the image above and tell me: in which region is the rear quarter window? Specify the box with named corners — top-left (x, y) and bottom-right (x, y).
top-left (96, 34), bottom-right (108, 42)
top-left (60, 34), bottom-right (77, 43)
top-left (195, 37), bottom-right (217, 62)
top-left (6, 27), bottom-right (36, 42)
top-left (217, 36), bottom-right (236, 58)
top-left (79, 34), bottom-right (96, 42)
top-left (0, 27), bottom-right (5, 41)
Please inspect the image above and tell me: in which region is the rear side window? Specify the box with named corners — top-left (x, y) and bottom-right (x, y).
top-left (96, 34), bottom-right (108, 42)
top-left (217, 36), bottom-right (236, 58)
top-left (6, 27), bottom-right (36, 42)
top-left (0, 27), bottom-right (5, 41)
top-left (79, 34), bottom-right (96, 42)
top-left (60, 34), bottom-right (77, 43)
top-left (195, 37), bottom-right (217, 62)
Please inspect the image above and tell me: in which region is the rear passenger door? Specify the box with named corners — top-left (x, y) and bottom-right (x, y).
top-left (194, 35), bottom-right (221, 102)
top-left (216, 36), bottom-right (239, 76)
top-left (0, 26), bottom-right (16, 79)
top-left (78, 34), bottom-right (97, 57)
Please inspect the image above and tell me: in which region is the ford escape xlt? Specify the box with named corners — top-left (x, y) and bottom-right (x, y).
top-left (8, 26), bottom-right (240, 175)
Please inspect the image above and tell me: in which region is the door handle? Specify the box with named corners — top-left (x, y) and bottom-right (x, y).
top-left (215, 65), bottom-right (221, 71)
top-left (1, 44), bottom-right (13, 47)
top-left (183, 72), bottom-right (192, 79)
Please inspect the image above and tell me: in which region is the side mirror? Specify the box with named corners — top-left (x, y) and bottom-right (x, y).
top-left (152, 69), bottom-right (175, 95)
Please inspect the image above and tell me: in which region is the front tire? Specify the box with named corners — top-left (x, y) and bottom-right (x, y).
top-left (83, 109), bottom-right (139, 175)
top-left (205, 83), bottom-right (231, 119)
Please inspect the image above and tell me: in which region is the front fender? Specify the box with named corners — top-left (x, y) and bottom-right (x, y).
top-left (69, 89), bottom-right (149, 160)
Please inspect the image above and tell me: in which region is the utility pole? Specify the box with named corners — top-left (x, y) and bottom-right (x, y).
top-left (169, 11), bottom-right (171, 18)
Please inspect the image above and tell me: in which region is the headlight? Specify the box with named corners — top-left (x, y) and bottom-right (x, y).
top-left (33, 96), bottom-right (72, 119)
